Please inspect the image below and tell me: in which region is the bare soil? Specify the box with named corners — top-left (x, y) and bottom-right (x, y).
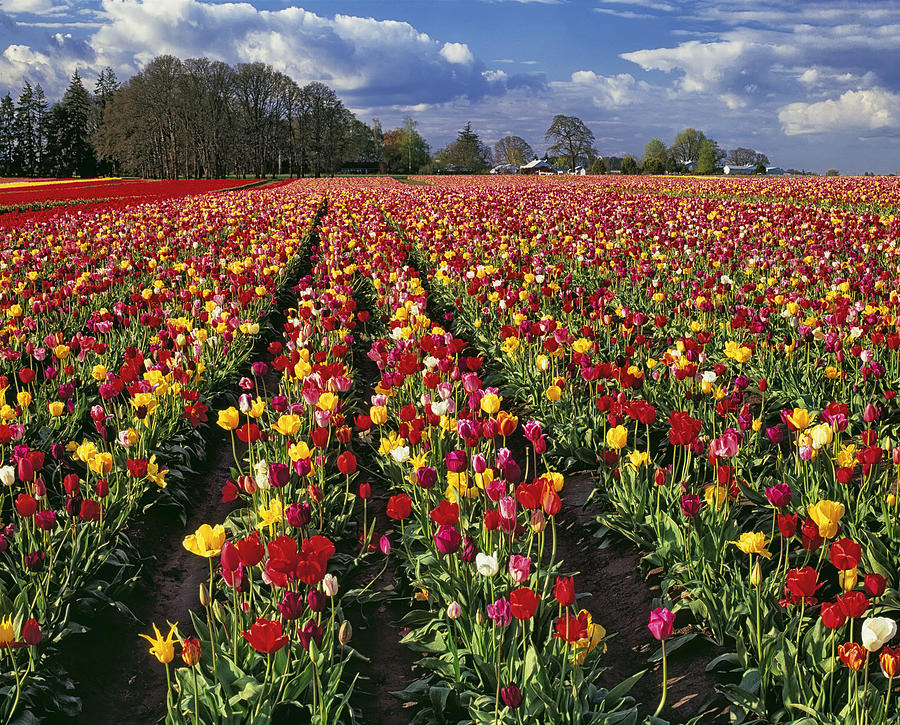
top-left (556, 472), bottom-right (728, 722)
top-left (50, 427), bottom-right (239, 724)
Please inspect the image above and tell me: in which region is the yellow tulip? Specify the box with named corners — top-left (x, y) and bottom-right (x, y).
top-left (808, 500), bottom-right (845, 539)
top-left (88, 452), bottom-right (114, 475)
top-left (139, 622), bottom-right (177, 664)
top-left (273, 414), bottom-right (302, 436)
top-left (0, 616), bottom-right (13, 646)
top-left (370, 406), bottom-right (388, 425)
top-left (217, 407), bottom-right (240, 431)
top-left (627, 450), bottom-right (649, 468)
top-left (606, 425), bottom-right (628, 450)
top-left (48, 401), bottom-right (65, 417)
top-left (546, 385), bottom-right (561, 403)
top-left (838, 568), bottom-right (858, 592)
top-left (787, 408), bottom-right (811, 430)
top-left (704, 484), bottom-right (729, 509)
top-left (256, 498), bottom-right (284, 532)
top-left (834, 444), bottom-right (857, 468)
top-left (317, 392), bottom-right (338, 411)
top-left (730, 531), bottom-right (772, 559)
top-left (570, 610), bottom-right (607, 664)
top-left (182, 523), bottom-right (226, 557)
top-left (480, 393), bottom-right (501, 416)
top-left (147, 455), bottom-right (168, 488)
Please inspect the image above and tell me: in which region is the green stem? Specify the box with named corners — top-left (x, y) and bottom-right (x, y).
top-left (653, 639), bottom-right (668, 718)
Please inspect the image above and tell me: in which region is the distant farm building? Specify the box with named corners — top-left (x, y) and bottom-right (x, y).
top-left (723, 164), bottom-right (755, 175)
top-left (520, 159), bottom-right (555, 174)
top-left (490, 164), bottom-right (519, 174)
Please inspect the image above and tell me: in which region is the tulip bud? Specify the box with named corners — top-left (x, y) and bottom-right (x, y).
top-left (839, 568), bottom-right (859, 592)
top-left (750, 560), bottom-right (762, 587)
top-left (379, 535), bottom-right (391, 555)
top-left (530, 510), bottom-right (546, 533)
top-left (338, 620), bottom-right (352, 645)
top-left (213, 601), bottom-right (227, 624)
top-left (322, 573), bottom-right (338, 597)
top-left (199, 583), bottom-right (210, 607)
top-left (307, 589), bottom-right (326, 612)
top-left (181, 637), bottom-right (201, 666)
top-left (447, 601), bottom-right (462, 620)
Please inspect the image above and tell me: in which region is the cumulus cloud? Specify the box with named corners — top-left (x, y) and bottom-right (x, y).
top-left (779, 88), bottom-right (900, 135)
top-left (0, 31), bottom-right (93, 93)
top-left (439, 42), bottom-right (473, 65)
top-left (0, 0), bottom-right (67, 13)
top-left (0, 0), bottom-right (509, 106)
top-left (570, 70), bottom-right (645, 106)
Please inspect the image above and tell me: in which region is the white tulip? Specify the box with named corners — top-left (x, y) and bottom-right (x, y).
top-left (475, 551), bottom-right (499, 577)
top-left (322, 573), bottom-right (339, 597)
top-left (390, 446), bottom-right (410, 463)
top-left (861, 617), bottom-right (897, 652)
top-left (0, 465), bottom-right (14, 486)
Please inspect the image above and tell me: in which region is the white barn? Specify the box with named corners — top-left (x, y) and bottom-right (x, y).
top-left (723, 164), bottom-right (755, 175)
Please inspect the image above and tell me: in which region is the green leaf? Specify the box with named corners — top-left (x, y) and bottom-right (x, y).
top-left (601, 668), bottom-right (646, 705)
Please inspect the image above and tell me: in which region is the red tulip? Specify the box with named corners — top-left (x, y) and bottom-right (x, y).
top-left (553, 576), bottom-right (575, 607)
top-left (510, 587), bottom-right (540, 620)
top-left (386, 493), bottom-right (412, 520)
top-left (786, 566), bottom-right (820, 601)
top-left (236, 532), bottom-right (265, 566)
top-left (337, 451), bottom-right (357, 475)
top-left (648, 607), bottom-right (676, 640)
top-left (553, 615), bottom-right (586, 643)
top-left (864, 573), bottom-right (887, 598)
top-left (241, 618), bottom-right (288, 653)
top-left (15, 494), bottom-right (37, 518)
top-left (820, 601), bottom-right (847, 629)
top-left (837, 590), bottom-right (869, 619)
top-left (829, 538), bottom-right (861, 570)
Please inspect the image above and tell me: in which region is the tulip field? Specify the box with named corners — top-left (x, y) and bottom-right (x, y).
top-left (1, 174), bottom-right (900, 724)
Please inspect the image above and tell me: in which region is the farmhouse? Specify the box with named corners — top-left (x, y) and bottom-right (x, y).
top-left (519, 158), bottom-right (554, 174)
top-left (723, 164), bottom-right (755, 174)
top-left (490, 163), bottom-right (519, 174)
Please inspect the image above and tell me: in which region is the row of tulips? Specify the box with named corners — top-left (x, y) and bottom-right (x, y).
top-left (0, 178), bottom-right (270, 229)
top-left (149, 202), bottom-right (367, 723)
top-left (319, 183), bottom-right (648, 724)
top-left (366, 175), bottom-right (900, 723)
top-left (420, 172), bottom-right (900, 216)
top-left (0, 181), bottom-right (325, 720)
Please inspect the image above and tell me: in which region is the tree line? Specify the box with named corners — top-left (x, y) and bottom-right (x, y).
top-left (602, 129), bottom-right (771, 176)
top-left (0, 64), bottom-right (774, 180)
top-left (1, 56), bottom-right (442, 179)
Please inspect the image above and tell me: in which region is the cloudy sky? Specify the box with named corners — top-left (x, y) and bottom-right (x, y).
top-left (1, 0), bottom-right (899, 173)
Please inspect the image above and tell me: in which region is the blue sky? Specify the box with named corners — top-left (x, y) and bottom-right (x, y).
top-left (1, 0), bottom-right (899, 172)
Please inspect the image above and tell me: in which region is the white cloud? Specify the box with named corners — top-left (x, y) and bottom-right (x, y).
top-left (570, 70), bottom-right (643, 105)
top-left (779, 88), bottom-right (900, 135)
top-left (81, 0), bottom-right (494, 105)
top-left (0, 0), bottom-right (65, 13)
top-left (595, 8), bottom-right (653, 20)
top-left (439, 42), bottom-right (474, 65)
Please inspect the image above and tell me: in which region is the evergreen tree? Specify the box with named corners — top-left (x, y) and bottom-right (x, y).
top-left (0, 94), bottom-right (14, 176)
top-left (51, 71), bottom-right (97, 176)
top-left (437, 122), bottom-right (491, 172)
